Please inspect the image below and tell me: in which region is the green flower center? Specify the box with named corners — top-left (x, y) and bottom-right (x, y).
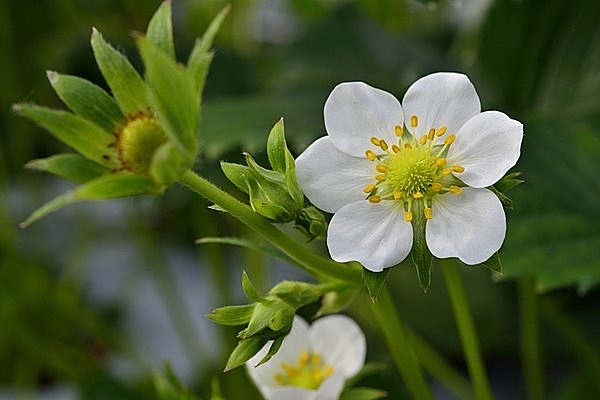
top-left (274, 351), bottom-right (334, 390)
top-left (362, 116), bottom-right (466, 221)
top-left (116, 112), bottom-right (167, 174)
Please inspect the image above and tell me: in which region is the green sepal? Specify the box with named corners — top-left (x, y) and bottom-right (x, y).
top-left (294, 206), bottom-right (328, 241)
top-left (207, 304), bottom-right (255, 326)
top-left (317, 287), bottom-right (359, 316)
top-left (245, 152), bottom-right (285, 184)
top-left (339, 387), bottom-right (387, 400)
top-left (91, 28), bottom-right (151, 114)
top-left (21, 173), bottom-right (158, 227)
top-left (473, 252), bottom-right (503, 274)
top-left (245, 178), bottom-right (296, 222)
top-left (149, 141), bottom-right (190, 187)
top-left (146, 0), bottom-right (175, 59)
top-left (224, 336), bottom-right (267, 372)
top-left (269, 281), bottom-right (322, 308)
top-left (410, 208), bottom-right (433, 293)
top-left (362, 267), bottom-right (390, 303)
top-left (220, 162), bottom-right (250, 194)
top-left (494, 171), bottom-right (524, 193)
top-left (284, 148), bottom-right (304, 206)
top-left (266, 118), bottom-right (287, 173)
top-left (137, 35), bottom-right (199, 156)
top-left (488, 185), bottom-right (514, 210)
top-left (241, 271), bottom-right (265, 303)
top-left (46, 71), bottom-right (124, 132)
top-left (13, 103), bottom-right (118, 168)
top-left (238, 299), bottom-right (293, 339)
top-left (254, 335), bottom-right (285, 367)
top-left (26, 154), bottom-right (109, 184)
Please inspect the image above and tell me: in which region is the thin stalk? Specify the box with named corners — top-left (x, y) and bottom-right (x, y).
top-left (518, 278), bottom-right (544, 400)
top-left (178, 170), bottom-right (361, 283)
top-left (442, 261), bottom-right (494, 400)
top-left (370, 287), bottom-right (434, 400)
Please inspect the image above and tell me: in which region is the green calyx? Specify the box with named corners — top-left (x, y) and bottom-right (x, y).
top-left (116, 112), bottom-right (168, 174)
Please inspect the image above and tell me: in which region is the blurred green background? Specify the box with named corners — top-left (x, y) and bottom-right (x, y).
top-left (1, 0), bottom-right (599, 399)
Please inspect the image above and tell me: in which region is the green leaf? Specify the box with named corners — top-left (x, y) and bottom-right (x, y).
top-left (224, 336), bottom-right (267, 372)
top-left (13, 103), bottom-right (119, 168)
top-left (255, 335), bottom-right (285, 367)
top-left (149, 141), bottom-right (190, 187)
top-left (137, 35), bottom-right (199, 156)
top-left (410, 209), bottom-right (433, 293)
top-left (146, 0), bottom-right (175, 59)
top-left (339, 387), bottom-right (387, 400)
top-left (196, 236), bottom-right (299, 267)
top-left (46, 71), bottom-right (124, 132)
top-left (21, 173), bottom-right (158, 227)
top-left (220, 162), bottom-right (251, 194)
top-left (91, 28), bottom-right (151, 114)
top-left (207, 304), bottom-right (255, 326)
top-left (362, 267), bottom-right (390, 303)
top-left (197, 4), bottom-right (230, 54)
top-left (241, 271), bottom-right (265, 303)
top-left (26, 154), bottom-right (109, 184)
top-left (473, 252), bottom-right (502, 274)
top-left (267, 118), bottom-right (286, 172)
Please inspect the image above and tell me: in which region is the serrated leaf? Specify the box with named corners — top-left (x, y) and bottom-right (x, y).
top-left (91, 28), bottom-right (151, 114)
top-left (207, 304), bottom-right (255, 326)
top-left (137, 35), bottom-right (199, 156)
top-left (196, 236), bottom-right (299, 267)
top-left (255, 335), bottom-right (285, 367)
top-left (21, 173), bottom-right (157, 227)
top-left (241, 271), bottom-right (265, 303)
top-left (220, 162), bottom-right (250, 194)
top-left (339, 387), bottom-right (387, 400)
top-left (362, 268), bottom-right (390, 303)
top-left (46, 71), bottom-right (124, 132)
top-left (410, 210), bottom-right (433, 292)
top-left (225, 336), bottom-right (267, 372)
top-left (267, 118), bottom-right (286, 172)
top-left (13, 103), bottom-right (119, 168)
top-left (474, 252), bottom-right (502, 274)
top-left (146, 0), bottom-right (175, 59)
top-left (26, 154), bottom-right (109, 184)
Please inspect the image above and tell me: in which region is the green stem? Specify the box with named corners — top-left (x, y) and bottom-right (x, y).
top-left (518, 278), bottom-right (544, 400)
top-left (442, 261), bottom-right (494, 400)
top-left (370, 287), bottom-right (434, 400)
top-left (178, 170), bottom-right (360, 283)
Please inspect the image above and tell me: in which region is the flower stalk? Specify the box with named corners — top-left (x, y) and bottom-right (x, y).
top-left (518, 278), bottom-right (544, 400)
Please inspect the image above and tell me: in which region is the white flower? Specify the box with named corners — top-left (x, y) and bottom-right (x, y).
top-left (296, 72), bottom-right (523, 271)
top-left (246, 315), bottom-right (366, 400)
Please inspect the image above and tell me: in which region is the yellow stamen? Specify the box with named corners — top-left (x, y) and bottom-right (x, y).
top-left (324, 367), bottom-right (334, 377)
top-left (275, 374), bottom-right (285, 383)
top-left (431, 183), bottom-right (442, 192)
top-left (404, 143), bottom-right (412, 149)
top-left (375, 174), bottom-right (386, 182)
top-left (449, 185), bottom-right (463, 194)
top-left (365, 150), bottom-right (377, 161)
top-left (428, 128), bottom-right (435, 140)
top-left (370, 136), bottom-right (381, 146)
top-left (424, 207), bottom-right (433, 219)
top-left (281, 363), bottom-right (297, 376)
top-left (379, 139), bottom-right (389, 151)
top-left (413, 191), bottom-right (424, 199)
top-left (393, 191), bottom-right (403, 200)
top-left (404, 211), bottom-right (413, 222)
top-left (452, 165), bottom-right (465, 173)
top-left (299, 351), bottom-right (309, 367)
top-left (363, 183), bottom-right (376, 193)
top-left (434, 157), bottom-right (447, 167)
top-left (410, 115), bottom-right (418, 127)
top-left (444, 134), bottom-right (456, 145)
top-left (395, 124), bottom-right (403, 137)
top-left (419, 135), bottom-right (428, 145)
top-left (391, 144), bottom-right (401, 153)
top-left (311, 354), bottom-right (321, 365)
top-left (436, 126), bottom-right (447, 137)
top-left (368, 195), bottom-right (381, 203)
top-left (312, 370), bottom-right (322, 382)
top-left (376, 164), bottom-right (388, 173)
top-left (442, 168), bottom-right (453, 176)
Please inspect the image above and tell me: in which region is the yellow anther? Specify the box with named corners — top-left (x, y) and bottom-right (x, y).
top-left (436, 126), bottom-right (447, 137)
top-left (311, 353), bottom-right (321, 365)
top-left (312, 370), bottom-right (322, 382)
top-left (391, 144), bottom-right (401, 153)
top-left (410, 115), bottom-right (418, 127)
top-left (431, 183), bottom-right (442, 192)
top-left (404, 211), bottom-right (413, 222)
top-left (424, 207), bottom-right (433, 219)
top-left (449, 185), bottom-right (463, 194)
top-left (363, 183), bottom-right (376, 193)
top-left (299, 351), bottom-right (309, 366)
top-left (376, 164), bottom-right (388, 173)
top-left (434, 157), bottom-right (447, 167)
top-left (281, 363), bottom-right (297, 376)
top-left (379, 139), bottom-right (389, 151)
top-left (275, 374), bottom-right (285, 383)
top-left (365, 150), bottom-right (377, 161)
top-left (370, 136), bottom-right (381, 146)
top-left (395, 124), bottom-right (403, 137)
top-left (324, 367), bottom-right (334, 377)
top-left (419, 135), bottom-right (428, 145)
top-left (393, 191), bottom-right (403, 200)
top-left (413, 191), bottom-right (424, 199)
top-left (375, 174), bottom-right (386, 182)
top-left (404, 143), bottom-right (412, 149)
top-left (452, 165), bottom-right (465, 173)
top-left (428, 128), bottom-right (435, 140)
top-left (368, 195), bottom-right (381, 203)
top-left (442, 168), bottom-right (453, 176)
top-left (444, 134), bottom-right (456, 145)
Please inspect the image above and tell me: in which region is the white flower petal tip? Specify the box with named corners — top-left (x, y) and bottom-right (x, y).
top-left (245, 316), bottom-right (366, 400)
top-left (448, 111), bottom-right (523, 188)
top-left (426, 188), bottom-right (506, 265)
top-left (324, 82), bottom-right (404, 157)
top-left (327, 200), bottom-right (413, 272)
top-left (402, 72), bottom-right (481, 139)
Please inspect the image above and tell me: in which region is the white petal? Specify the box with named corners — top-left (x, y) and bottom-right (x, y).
top-left (447, 111), bottom-right (523, 188)
top-left (310, 315), bottom-right (366, 379)
top-left (426, 188), bottom-right (506, 265)
top-left (263, 387), bottom-right (318, 400)
top-left (324, 82), bottom-right (404, 157)
top-left (402, 72), bottom-right (480, 140)
top-left (327, 200), bottom-right (413, 272)
top-left (315, 372), bottom-right (346, 400)
top-left (296, 137), bottom-right (375, 213)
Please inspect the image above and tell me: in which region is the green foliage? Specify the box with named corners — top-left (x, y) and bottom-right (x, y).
top-left (26, 154), bottom-right (109, 184)
top-left (146, 1), bottom-right (175, 59)
top-left (409, 202), bottom-right (433, 293)
top-left (362, 268), bottom-right (391, 303)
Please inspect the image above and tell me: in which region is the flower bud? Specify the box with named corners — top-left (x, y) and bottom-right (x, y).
top-left (269, 280), bottom-right (323, 308)
top-left (294, 206), bottom-right (328, 241)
